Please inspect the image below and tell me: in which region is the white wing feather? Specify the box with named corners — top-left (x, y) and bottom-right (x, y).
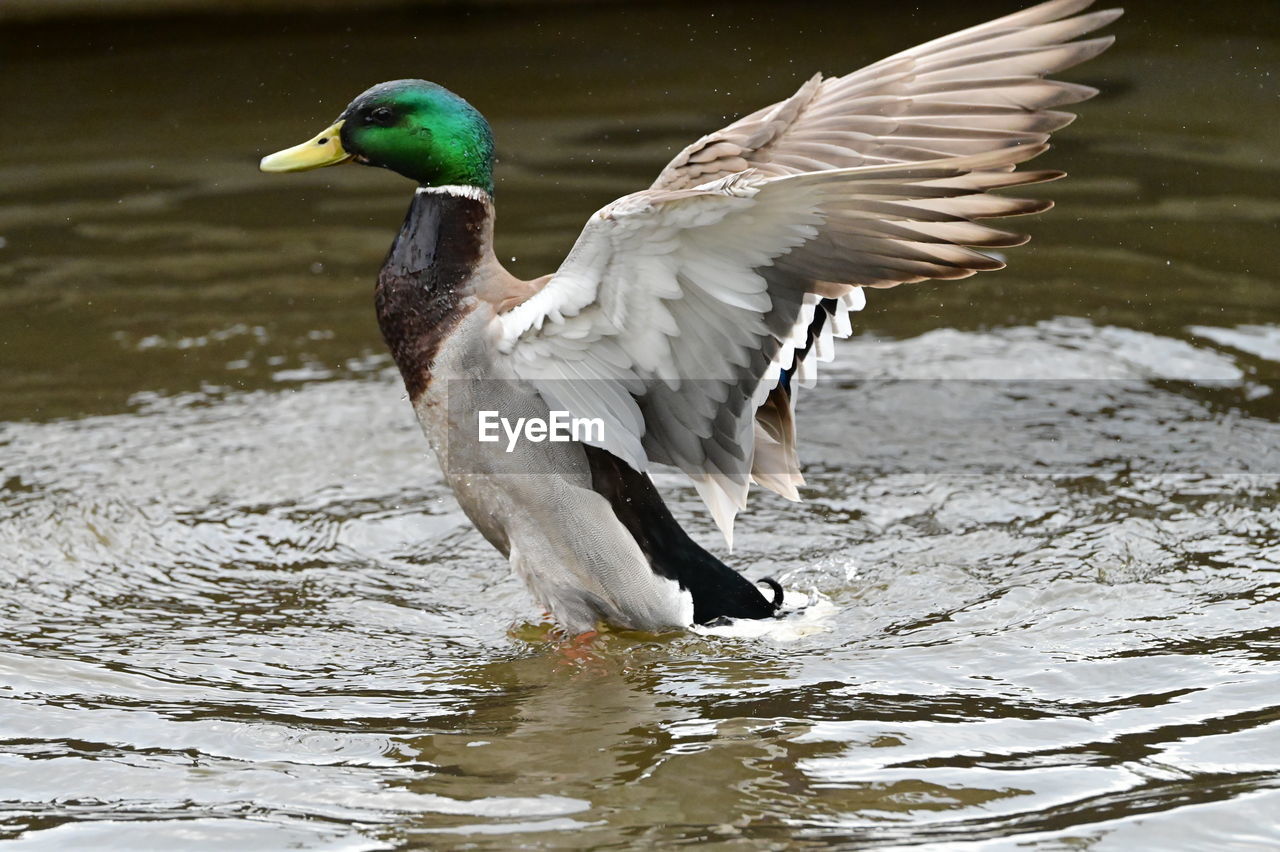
top-left (499, 148), bottom-right (1058, 544)
top-left (496, 0), bottom-right (1120, 545)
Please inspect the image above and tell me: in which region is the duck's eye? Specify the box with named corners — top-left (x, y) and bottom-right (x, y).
top-left (368, 107), bottom-right (396, 126)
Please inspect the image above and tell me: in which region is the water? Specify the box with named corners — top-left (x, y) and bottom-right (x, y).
top-left (2, 1), bottom-right (1279, 848)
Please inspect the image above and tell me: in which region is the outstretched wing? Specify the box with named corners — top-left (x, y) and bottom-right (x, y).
top-left (497, 0), bottom-right (1120, 546)
top-left (653, 0), bottom-right (1120, 190)
top-left (498, 146), bottom-right (1059, 544)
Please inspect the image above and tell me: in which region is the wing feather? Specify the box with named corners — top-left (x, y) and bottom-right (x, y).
top-left (495, 0), bottom-right (1120, 543)
top-left (653, 0), bottom-right (1119, 189)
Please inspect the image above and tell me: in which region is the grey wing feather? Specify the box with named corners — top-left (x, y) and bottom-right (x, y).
top-left (651, 0), bottom-right (1120, 190)
top-left (500, 0), bottom-right (1121, 544)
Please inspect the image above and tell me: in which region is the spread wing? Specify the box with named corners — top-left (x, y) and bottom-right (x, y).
top-left (497, 0), bottom-right (1120, 546)
top-left (498, 146), bottom-right (1059, 544)
top-left (653, 0), bottom-right (1120, 190)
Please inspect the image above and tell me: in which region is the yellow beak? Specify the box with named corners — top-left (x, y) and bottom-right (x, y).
top-left (259, 120), bottom-right (351, 173)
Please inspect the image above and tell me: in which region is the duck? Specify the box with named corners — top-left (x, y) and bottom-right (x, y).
top-left (260, 0), bottom-right (1120, 635)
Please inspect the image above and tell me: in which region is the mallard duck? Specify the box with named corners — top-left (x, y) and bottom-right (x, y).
top-left (261, 0), bottom-right (1120, 634)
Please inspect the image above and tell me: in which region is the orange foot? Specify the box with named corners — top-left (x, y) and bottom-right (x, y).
top-left (551, 627), bottom-right (610, 667)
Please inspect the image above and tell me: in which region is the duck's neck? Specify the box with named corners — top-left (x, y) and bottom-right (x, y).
top-left (376, 185), bottom-right (494, 401)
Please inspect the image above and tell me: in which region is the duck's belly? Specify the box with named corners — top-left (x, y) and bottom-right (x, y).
top-left (410, 336), bottom-right (692, 633)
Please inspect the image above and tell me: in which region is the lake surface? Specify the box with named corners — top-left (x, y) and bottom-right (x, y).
top-left (2, 1), bottom-right (1279, 848)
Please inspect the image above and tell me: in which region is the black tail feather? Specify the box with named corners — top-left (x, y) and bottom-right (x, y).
top-left (585, 446), bottom-right (780, 624)
top-left (758, 577), bottom-right (784, 611)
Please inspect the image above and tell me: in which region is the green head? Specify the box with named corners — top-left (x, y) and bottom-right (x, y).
top-left (260, 80), bottom-right (494, 193)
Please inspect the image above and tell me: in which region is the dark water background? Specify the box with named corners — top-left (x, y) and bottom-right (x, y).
top-left (2, 1), bottom-right (1279, 848)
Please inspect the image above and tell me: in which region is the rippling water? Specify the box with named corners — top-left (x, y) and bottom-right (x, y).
top-left (3, 1), bottom-right (1279, 849)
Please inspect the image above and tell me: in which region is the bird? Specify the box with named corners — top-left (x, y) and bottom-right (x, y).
top-left (261, 0), bottom-right (1121, 635)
